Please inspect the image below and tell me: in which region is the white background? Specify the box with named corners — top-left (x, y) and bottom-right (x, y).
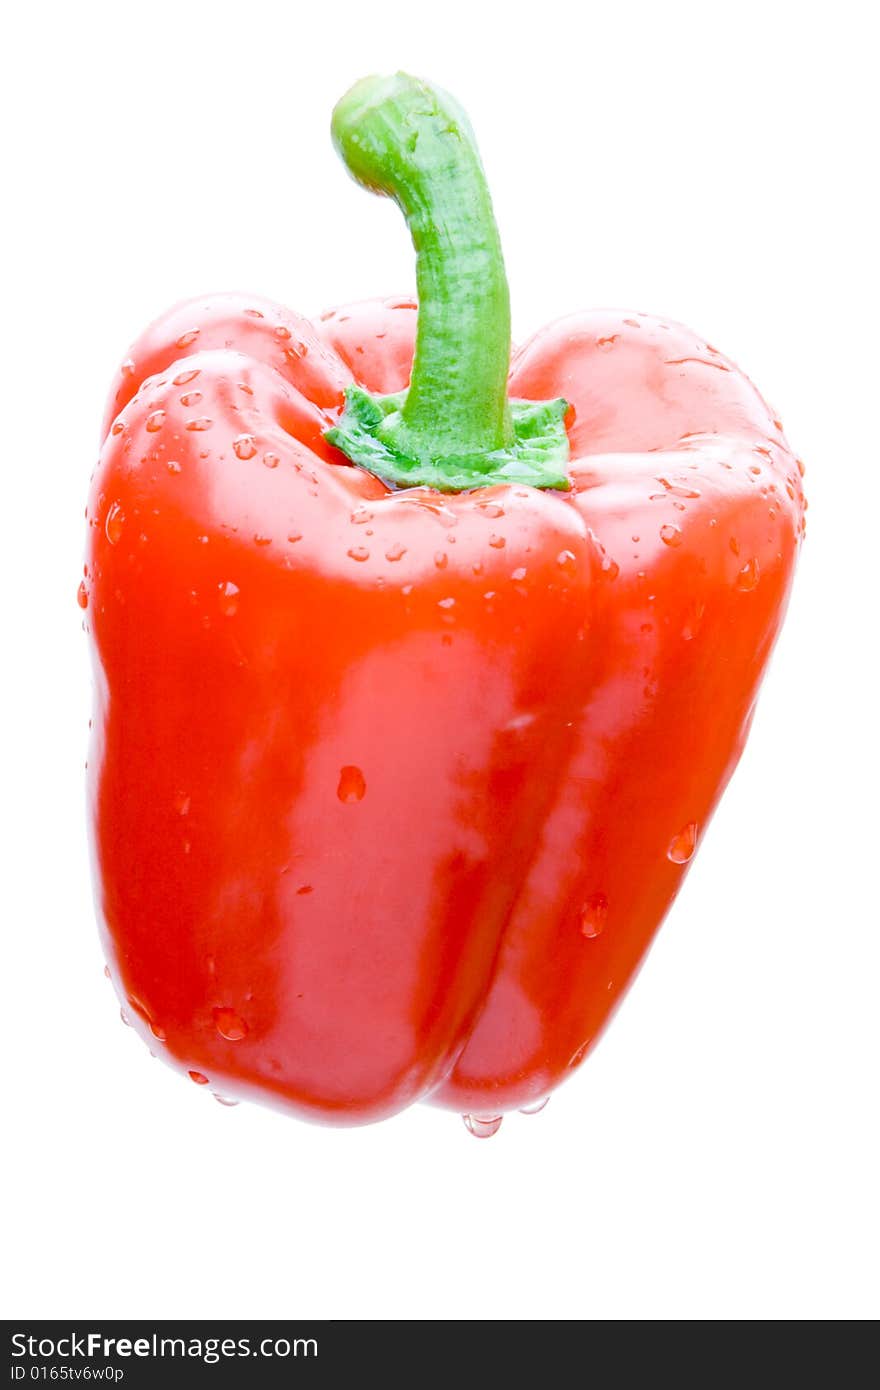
top-left (3, 0), bottom-right (878, 1321)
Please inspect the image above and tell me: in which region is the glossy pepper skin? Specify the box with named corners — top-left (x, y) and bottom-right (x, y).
top-left (85, 75), bottom-right (803, 1128)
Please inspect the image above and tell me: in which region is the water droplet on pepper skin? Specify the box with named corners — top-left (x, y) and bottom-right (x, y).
top-left (520, 1097), bottom-right (549, 1115)
top-left (488, 534), bottom-right (506, 549)
top-left (263, 452), bottom-right (280, 469)
top-left (213, 1007), bottom-right (249, 1041)
top-left (736, 558), bottom-right (761, 592)
top-left (175, 329), bottom-right (200, 349)
top-left (434, 551), bottom-right (448, 569)
top-left (173, 368), bottom-right (200, 386)
top-left (347, 546), bottom-right (370, 562)
top-left (580, 892), bottom-right (609, 938)
top-left (337, 766), bottom-right (366, 803)
top-left (213, 1094), bottom-right (239, 1107)
top-left (462, 1114), bottom-right (503, 1139)
top-left (105, 503), bottom-right (124, 545)
top-left (385, 542), bottom-right (407, 562)
top-left (188, 1070), bottom-right (209, 1085)
top-left (76, 581), bottom-right (88, 609)
top-left (218, 581), bottom-right (239, 617)
top-left (668, 822), bottom-right (698, 864)
top-left (180, 390), bottom-right (202, 407)
top-left (185, 417), bottom-right (213, 432)
top-left (233, 434), bottom-right (257, 460)
top-left (660, 523), bottom-right (682, 547)
top-left (145, 410), bottom-right (166, 432)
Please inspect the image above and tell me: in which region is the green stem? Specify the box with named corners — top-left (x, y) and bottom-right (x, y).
top-left (332, 73), bottom-right (513, 460)
top-left (325, 73), bottom-right (570, 493)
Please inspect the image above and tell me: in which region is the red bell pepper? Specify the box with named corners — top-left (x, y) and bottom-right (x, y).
top-left (84, 74), bottom-right (804, 1131)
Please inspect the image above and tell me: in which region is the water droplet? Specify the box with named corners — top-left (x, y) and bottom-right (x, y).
top-left (213, 1094), bottom-right (239, 1107)
top-left (462, 1114), bottom-right (503, 1139)
top-left (232, 434), bottom-right (257, 460)
top-left (121, 359), bottom-right (136, 377)
top-left (347, 545), bottom-right (369, 562)
top-left (682, 600), bottom-right (705, 641)
top-left (385, 542), bottom-right (406, 562)
top-left (105, 502), bottom-right (124, 545)
top-left (285, 342), bottom-right (308, 361)
top-left (189, 1070), bottom-right (209, 1085)
top-left (263, 452), bottom-right (280, 469)
top-left (350, 507), bottom-right (373, 525)
top-left (244, 308), bottom-right (264, 319)
top-left (213, 1007), bottom-right (248, 1041)
top-left (660, 523), bottom-right (682, 547)
top-left (656, 476), bottom-right (701, 499)
top-left (173, 791), bottom-right (191, 816)
top-left (120, 1007), bottom-right (131, 1027)
top-left (185, 417), bottom-right (213, 432)
top-left (145, 410), bottom-right (165, 433)
top-left (103, 964), bottom-right (111, 979)
top-left (489, 534), bottom-right (506, 549)
top-left (76, 580), bottom-right (89, 609)
top-left (174, 368), bottom-right (200, 386)
top-left (736, 558), bottom-right (760, 592)
top-left (438, 596), bottom-right (455, 609)
top-left (520, 1097), bottom-right (549, 1115)
top-left (337, 766), bottom-right (366, 802)
top-left (511, 567), bottom-right (527, 582)
top-left (434, 550), bottom-right (448, 569)
top-left (274, 325), bottom-right (292, 340)
top-left (557, 549), bottom-right (577, 572)
top-left (296, 884), bottom-right (314, 895)
top-left (176, 329), bottom-right (200, 348)
top-left (479, 502), bottom-right (505, 519)
top-left (180, 390), bottom-right (202, 407)
top-left (580, 892), bottom-right (609, 938)
top-left (668, 822), bottom-right (698, 864)
top-left (601, 557), bottom-right (620, 580)
top-left (796, 457), bottom-right (805, 478)
top-left (167, 459), bottom-right (182, 474)
top-left (110, 419), bottom-right (125, 436)
top-left (287, 531), bottom-right (302, 544)
top-left (217, 581), bottom-right (239, 617)
top-left (596, 335), bottom-right (618, 350)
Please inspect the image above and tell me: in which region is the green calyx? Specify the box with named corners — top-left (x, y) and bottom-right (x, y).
top-left (325, 72), bottom-right (570, 493)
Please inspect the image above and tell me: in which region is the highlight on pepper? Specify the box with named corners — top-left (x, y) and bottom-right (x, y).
top-left (82, 72), bottom-right (804, 1136)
